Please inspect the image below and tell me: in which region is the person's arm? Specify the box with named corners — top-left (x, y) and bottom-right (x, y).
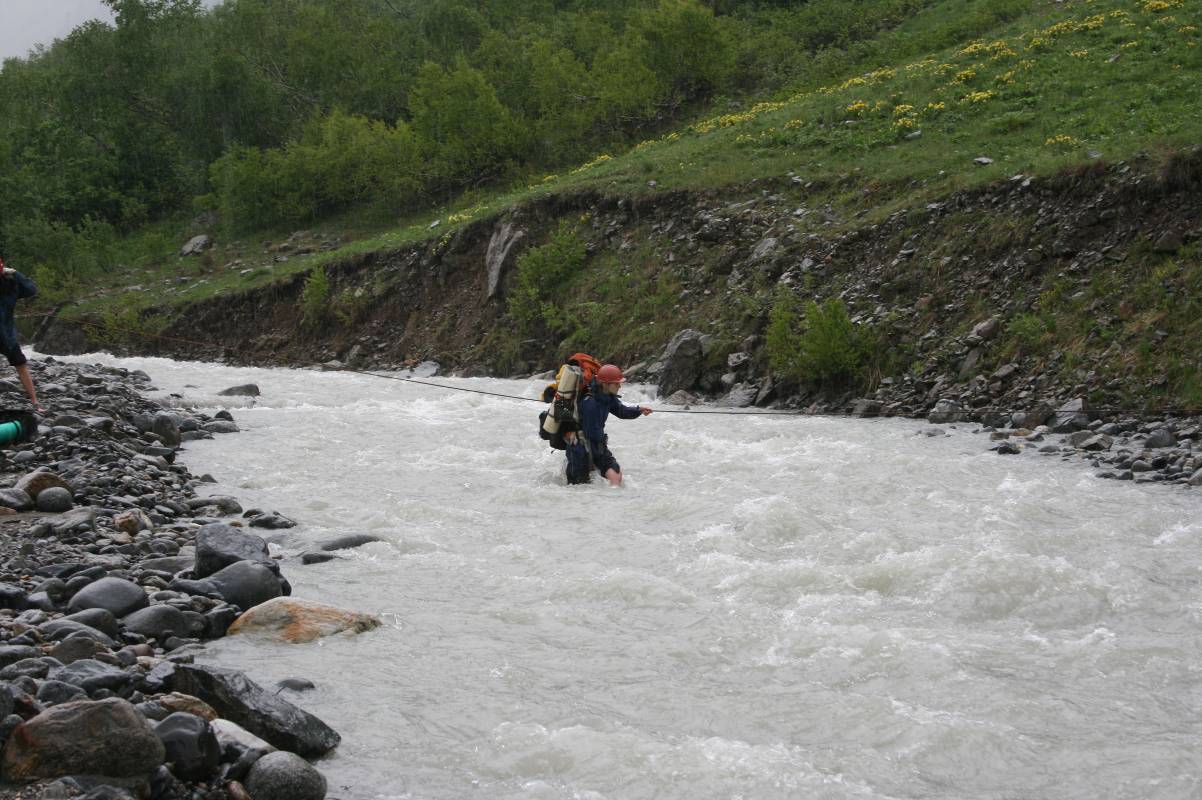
top-left (611, 395), bottom-right (651, 419)
top-left (8, 271), bottom-right (37, 300)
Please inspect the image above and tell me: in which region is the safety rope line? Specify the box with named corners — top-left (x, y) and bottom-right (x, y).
top-left (17, 310), bottom-right (1202, 419)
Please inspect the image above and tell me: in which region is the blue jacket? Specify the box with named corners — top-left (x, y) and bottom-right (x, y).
top-left (579, 379), bottom-right (642, 448)
top-left (0, 271), bottom-right (37, 351)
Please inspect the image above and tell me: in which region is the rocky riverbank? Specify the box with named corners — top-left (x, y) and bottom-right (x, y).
top-left (0, 358), bottom-right (370, 800)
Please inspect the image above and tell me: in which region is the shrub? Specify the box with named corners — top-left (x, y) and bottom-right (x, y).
top-left (299, 267), bottom-right (331, 328)
top-left (507, 221), bottom-right (587, 333)
top-left (767, 289), bottom-right (873, 388)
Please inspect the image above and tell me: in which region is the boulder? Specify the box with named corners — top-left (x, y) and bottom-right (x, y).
top-left (62, 608), bottom-right (121, 639)
top-left (0, 698), bottom-right (165, 782)
top-left (67, 578), bottom-right (148, 618)
top-left (318, 534), bottom-right (382, 552)
top-left (35, 680), bottom-right (88, 707)
top-left (36, 487), bottom-right (74, 513)
top-left (218, 384), bottom-right (261, 397)
top-left (48, 637), bottom-right (110, 666)
top-left (227, 598), bottom-right (381, 644)
top-left (15, 471), bottom-right (71, 500)
top-left (39, 620), bottom-right (115, 647)
top-left (971, 317), bottom-right (1000, 340)
top-left (654, 329), bottom-right (705, 397)
top-left (1145, 428), bottom-right (1177, 449)
top-left (152, 413), bottom-right (181, 447)
top-left (179, 234), bottom-right (212, 257)
top-left (0, 646), bottom-right (41, 669)
top-left (122, 604), bottom-right (190, 639)
top-left (485, 220), bottom-right (526, 300)
top-left (203, 420), bottom-right (240, 434)
top-left (245, 751), bottom-right (327, 800)
top-left (1052, 398), bottom-right (1090, 433)
top-left (0, 488), bottom-right (33, 511)
top-left (155, 712), bottom-right (220, 782)
top-left (719, 383), bottom-right (759, 408)
top-left (156, 693), bottom-right (217, 722)
top-left (52, 659), bottom-right (135, 695)
top-left (172, 561), bottom-right (282, 611)
top-left (928, 399), bottom-right (966, 424)
top-left (194, 523), bottom-right (275, 578)
top-left (1018, 403), bottom-right (1055, 429)
top-left (248, 513), bottom-right (296, 530)
top-left (171, 665), bottom-right (340, 757)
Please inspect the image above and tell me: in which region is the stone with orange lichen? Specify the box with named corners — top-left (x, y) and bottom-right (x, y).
top-left (226, 597), bottom-right (380, 643)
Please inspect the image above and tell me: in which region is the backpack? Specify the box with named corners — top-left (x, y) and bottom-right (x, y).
top-left (538, 353), bottom-right (601, 450)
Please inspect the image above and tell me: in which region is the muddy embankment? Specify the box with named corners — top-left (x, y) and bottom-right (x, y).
top-left (36, 151), bottom-right (1202, 426)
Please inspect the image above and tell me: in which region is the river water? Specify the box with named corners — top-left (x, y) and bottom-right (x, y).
top-left (57, 354), bottom-right (1202, 799)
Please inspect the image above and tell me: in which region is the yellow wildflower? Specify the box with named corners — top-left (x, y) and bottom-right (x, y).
top-left (845, 100), bottom-right (869, 114)
top-left (961, 90), bottom-right (995, 104)
top-left (1071, 49), bottom-right (1090, 57)
top-left (1045, 134), bottom-right (1079, 146)
top-left (892, 104), bottom-right (915, 117)
top-left (953, 69), bottom-right (977, 83)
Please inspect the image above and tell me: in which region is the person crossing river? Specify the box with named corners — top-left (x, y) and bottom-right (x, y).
top-left (538, 355), bottom-right (653, 485)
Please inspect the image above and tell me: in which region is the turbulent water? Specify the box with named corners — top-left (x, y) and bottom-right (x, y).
top-left (56, 353), bottom-right (1202, 800)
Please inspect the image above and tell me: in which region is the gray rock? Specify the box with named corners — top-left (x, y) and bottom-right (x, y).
top-left (36, 487), bottom-right (74, 513)
top-left (655, 329), bottom-right (705, 397)
top-left (928, 399), bottom-right (966, 424)
top-left (485, 221), bottom-right (526, 300)
top-left (248, 513), bottom-right (296, 530)
top-left (48, 637), bottom-right (110, 666)
top-left (36, 680), bottom-right (88, 707)
top-left (121, 605), bottom-right (190, 639)
top-left (0, 698), bottom-right (165, 782)
top-left (194, 523), bottom-right (275, 578)
top-left (1080, 434), bottom-right (1114, 452)
top-left (51, 659), bottom-right (134, 695)
top-left (61, 609), bottom-right (120, 639)
top-left (0, 646), bottom-right (42, 668)
top-left (50, 508), bottom-right (97, 536)
top-left (186, 496), bottom-right (242, 516)
top-left (245, 751), bottom-right (327, 800)
top-left (202, 420), bottom-right (240, 434)
top-left (1018, 403), bottom-right (1055, 429)
top-left (1145, 428), bottom-right (1177, 449)
top-left (971, 317), bottom-right (1000, 340)
top-left (0, 488), bottom-right (33, 511)
top-left (152, 413), bottom-right (181, 448)
top-left (172, 561), bottom-right (282, 611)
top-left (217, 384), bottom-right (260, 397)
top-left (318, 534), bottom-right (381, 551)
top-left (172, 664), bottom-right (340, 757)
top-left (154, 712), bottom-right (220, 782)
top-left (719, 384), bottom-right (759, 408)
top-left (67, 578), bottom-right (148, 618)
top-left (40, 620), bottom-right (115, 647)
top-left (300, 553), bottom-right (337, 565)
top-left (180, 234), bottom-right (212, 257)
top-left (1189, 468), bottom-right (1202, 486)
top-left (852, 399), bottom-right (883, 417)
top-left (139, 556), bottom-right (194, 575)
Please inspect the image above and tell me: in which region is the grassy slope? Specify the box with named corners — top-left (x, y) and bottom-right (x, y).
top-left (42, 0), bottom-right (1201, 330)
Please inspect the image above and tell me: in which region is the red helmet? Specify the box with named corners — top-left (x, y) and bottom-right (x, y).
top-left (596, 364), bottom-right (625, 384)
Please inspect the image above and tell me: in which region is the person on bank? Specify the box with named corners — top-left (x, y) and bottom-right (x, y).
top-left (572, 363), bottom-right (652, 487)
top-left (0, 257), bottom-right (43, 413)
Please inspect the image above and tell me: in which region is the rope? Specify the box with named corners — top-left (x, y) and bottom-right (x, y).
top-left (19, 310), bottom-right (1202, 420)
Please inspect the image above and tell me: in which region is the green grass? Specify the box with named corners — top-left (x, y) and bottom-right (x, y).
top-left (48, 0), bottom-right (1202, 329)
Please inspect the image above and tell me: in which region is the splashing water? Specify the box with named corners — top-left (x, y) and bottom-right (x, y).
top-left (57, 354), bottom-right (1202, 800)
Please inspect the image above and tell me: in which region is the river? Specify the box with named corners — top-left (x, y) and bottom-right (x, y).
top-left (56, 353), bottom-right (1202, 800)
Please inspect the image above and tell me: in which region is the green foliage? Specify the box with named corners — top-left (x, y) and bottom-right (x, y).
top-left (299, 266), bottom-right (331, 328)
top-left (507, 222), bottom-right (587, 334)
top-left (767, 290), bottom-right (874, 389)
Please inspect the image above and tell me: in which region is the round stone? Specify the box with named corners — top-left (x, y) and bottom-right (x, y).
top-left (244, 751), bottom-right (326, 800)
top-left (35, 487), bottom-right (74, 513)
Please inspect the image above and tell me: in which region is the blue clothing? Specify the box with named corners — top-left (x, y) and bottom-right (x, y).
top-left (578, 379), bottom-right (642, 450)
top-left (0, 271), bottom-right (37, 352)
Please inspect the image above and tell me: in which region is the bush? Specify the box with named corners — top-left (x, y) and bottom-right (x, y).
top-left (507, 221), bottom-right (587, 333)
top-left (767, 289), bottom-right (873, 388)
top-left (299, 267), bottom-right (331, 328)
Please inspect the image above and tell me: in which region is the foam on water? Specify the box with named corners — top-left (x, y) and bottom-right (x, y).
top-left (53, 353), bottom-right (1202, 800)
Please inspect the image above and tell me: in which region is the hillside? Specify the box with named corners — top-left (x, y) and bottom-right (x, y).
top-left (16, 0), bottom-right (1202, 413)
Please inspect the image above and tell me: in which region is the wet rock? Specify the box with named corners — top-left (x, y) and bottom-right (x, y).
top-left (194, 523), bottom-right (275, 578)
top-left (172, 561), bottom-right (282, 611)
top-left (300, 552), bottom-right (337, 565)
top-left (172, 664), bottom-right (340, 757)
top-left (36, 487), bottom-right (74, 513)
top-left (62, 608), bottom-right (121, 639)
top-left (202, 420), bottom-right (240, 434)
top-left (248, 512), bottom-right (296, 530)
top-left (1079, 434), bottom-right (1115, 451)
top-left (152, 413), bottom-right (181, 447)
top-left (1189, 468), bottom-right (1202, 486)
top-left (67, 578), bottom-right (148, 618)
top-left (227, 597), bottom-right (381, 644)
top-left (121, 604), bottom-right (190, 639)
top-left (156, 692), bottom-right (218, 721)
top-left (0, 646), bottom-right (42, 668)
top-left (217, 384), bottom-right (261, 397)
top-left (52, 659), bottom-right (135, 695)
top-left (318, 534), bottom-right (382, 551)
top-left (0, 698), bottom-right (165, 782)
top-left (719, 383), bottom-right (759, 408)
top-left (852, 399), bottom-right (883, 417)
top-left (49, 637), bottom-right (111, 665)
top-left (244, 751), bottom-right (327, 800)
top-left (276, 678), bottom-right (316, 692)
top-left (154, 712), bottom-right (220, 781)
